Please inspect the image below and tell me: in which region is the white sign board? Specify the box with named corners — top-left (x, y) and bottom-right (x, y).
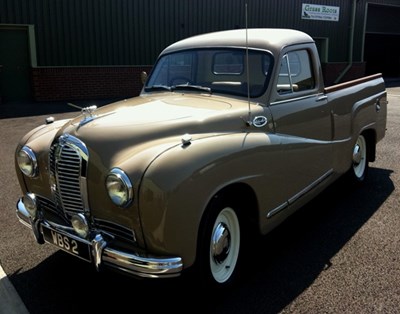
top-left (301, 3), bottom-right (340, 22)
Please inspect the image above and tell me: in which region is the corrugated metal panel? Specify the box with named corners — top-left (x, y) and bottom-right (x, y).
top-left (366, 2), bottom-right (400, 34)
top-left (1, 0), bottom-right (400, 66)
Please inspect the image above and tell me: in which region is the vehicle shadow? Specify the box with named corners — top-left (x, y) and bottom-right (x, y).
top-left (8, 167), bottom-right (394, 314)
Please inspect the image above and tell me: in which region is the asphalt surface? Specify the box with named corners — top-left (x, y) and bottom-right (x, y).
top-left (0, 85), bottom-right (399, 313)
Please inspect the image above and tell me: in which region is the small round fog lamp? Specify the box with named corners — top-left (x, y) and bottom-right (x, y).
top-left (71, 214), bottom-right (89, 238)
top-left (23, 193), bottom-right (37, 219)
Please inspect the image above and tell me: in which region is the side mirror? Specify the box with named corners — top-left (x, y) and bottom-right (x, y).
top-left (141, 71), bottom-right (148, 85)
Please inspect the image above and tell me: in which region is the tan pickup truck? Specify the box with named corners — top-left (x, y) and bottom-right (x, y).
top-left (15, 28), bottom-right (387, 289)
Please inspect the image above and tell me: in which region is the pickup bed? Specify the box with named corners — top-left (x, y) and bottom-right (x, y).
top-left (15, 28), bottom-right (387, 289)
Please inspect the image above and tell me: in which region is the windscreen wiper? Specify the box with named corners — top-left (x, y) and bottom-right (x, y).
top-left (172, 83), bottom-right (212, 94)
top-left (144, 85), bottom-right (172, 92)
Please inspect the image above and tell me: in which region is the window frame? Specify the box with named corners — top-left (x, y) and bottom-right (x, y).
top-left (276, 48), bottom-right (316, 96)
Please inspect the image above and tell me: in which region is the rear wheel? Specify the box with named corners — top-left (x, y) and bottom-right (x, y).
top-left (349, 134), bottom-right (369, 183)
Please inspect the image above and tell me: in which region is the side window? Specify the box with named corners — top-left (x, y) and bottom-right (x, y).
top-left (277, 50), bottom-right (315, 94)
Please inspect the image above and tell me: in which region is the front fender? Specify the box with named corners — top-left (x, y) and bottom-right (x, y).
top-left (15, 119), bottom-right (72, 197)
top-left (138, 131), bottom-right (281, 268)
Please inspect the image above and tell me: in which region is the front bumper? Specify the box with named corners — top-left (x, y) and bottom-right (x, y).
top-left (16, 198), bottom-right (183, 278)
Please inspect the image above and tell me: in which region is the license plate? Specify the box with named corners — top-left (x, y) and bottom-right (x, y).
top-left (42, 225), bottom-right (92, 262)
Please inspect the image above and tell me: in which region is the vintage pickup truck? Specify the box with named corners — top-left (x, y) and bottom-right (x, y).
top-left (15, 28), bottom-right (387, 289)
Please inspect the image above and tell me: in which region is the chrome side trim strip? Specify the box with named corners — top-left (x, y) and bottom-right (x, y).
top-left (266, 169), bottom-right (333, 219)
top-left (288, 169), bottom-right (333, 205)
top-left (266, 202), bottom-right (288, 219)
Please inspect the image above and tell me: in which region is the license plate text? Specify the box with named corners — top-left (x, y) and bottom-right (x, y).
top-left (50, 230), bottom-right (79, 255)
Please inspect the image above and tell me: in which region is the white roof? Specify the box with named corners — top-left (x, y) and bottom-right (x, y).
top-left (161, 28), bottom-right (314, 55)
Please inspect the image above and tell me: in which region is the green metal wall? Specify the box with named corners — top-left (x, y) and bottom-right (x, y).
top-left (1, 0), bottom-right (400, 66)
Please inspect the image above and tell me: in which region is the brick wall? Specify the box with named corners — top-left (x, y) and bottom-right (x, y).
top-left (31, 66), bottom-right (152, 101)
top-left (30, 63), bottom-right (367, 102)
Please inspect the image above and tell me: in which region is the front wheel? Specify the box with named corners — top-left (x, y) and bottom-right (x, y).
top-left (209, 206), bottom-right (240, 284)
top-left (197, 197), bottom-right (242, 289)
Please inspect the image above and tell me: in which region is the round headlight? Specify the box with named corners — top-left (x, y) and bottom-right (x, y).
top-left (105, 168), bottom-right (133, 207)
top-left (17, 146), bottom-right (38, 177)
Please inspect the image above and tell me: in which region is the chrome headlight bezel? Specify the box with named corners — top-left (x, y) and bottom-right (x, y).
top-left (105, 168), bottom-right (133, 208)
top-left (17, 146), bottom-right (38, 178)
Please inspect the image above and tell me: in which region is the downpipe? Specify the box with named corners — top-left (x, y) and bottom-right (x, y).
top-left (334, 0), bottom-right (357, 84)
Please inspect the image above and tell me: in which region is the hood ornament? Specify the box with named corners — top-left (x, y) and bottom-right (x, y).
top-left (82, 105), bottom-right (97, 117)
top-left (67, 103), bottom-right (98, 127)
top-left (79, 105), bottom-right (98, 127)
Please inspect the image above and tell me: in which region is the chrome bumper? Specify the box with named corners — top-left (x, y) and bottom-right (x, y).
top-left (16, 198), bottom-right (183, 278)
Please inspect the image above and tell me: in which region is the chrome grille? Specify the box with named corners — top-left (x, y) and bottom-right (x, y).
top-left (49, 134), bottom-right (89, 217)
top-left (57, 145), bottom-right (83, 212)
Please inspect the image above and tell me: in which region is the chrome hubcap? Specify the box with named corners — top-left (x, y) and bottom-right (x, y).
top-left (352, 135), bottom-right (367, 179)
top-left (353, 144), bottom-right (362, 165)
top-left (211, 222), bottom-right (231, 264)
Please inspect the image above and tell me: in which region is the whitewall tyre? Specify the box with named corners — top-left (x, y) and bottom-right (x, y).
top-left (209, 206), bottom-right (240, 284)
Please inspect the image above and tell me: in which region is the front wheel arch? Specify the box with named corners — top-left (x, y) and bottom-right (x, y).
top-left (194, 184), bottom-right (258, 289)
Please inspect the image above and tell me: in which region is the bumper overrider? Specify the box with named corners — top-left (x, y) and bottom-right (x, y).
top-left (16, 196), bottom-right (183, 278)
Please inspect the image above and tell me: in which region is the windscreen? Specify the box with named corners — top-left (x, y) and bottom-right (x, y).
top-left (145, 48), bottom-right (273, 98)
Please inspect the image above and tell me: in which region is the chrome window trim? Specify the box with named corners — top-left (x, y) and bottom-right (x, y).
top-left (270, 93), bottom-right (320, 106)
